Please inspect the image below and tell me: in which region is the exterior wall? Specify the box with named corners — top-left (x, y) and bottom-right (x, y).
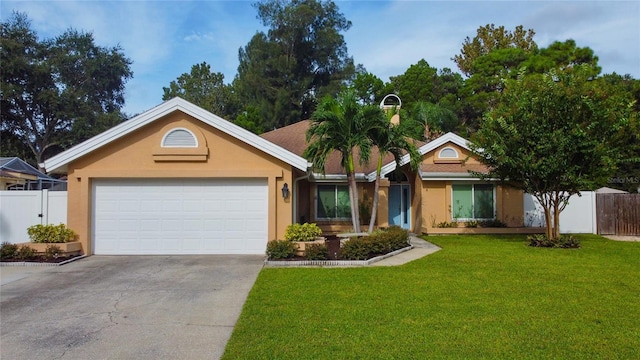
top-left (496, 185), bottom-right (524, 227)
top-left (417, 142), bottom-right (526, 233)
top-left (66, 111), bottom-right (293, 254)
top-left (376, 178), bottom-right (390, 229)
top-left (420, 181), bottom-right (525, 233)
top-left (421, 181), bottom-right (448, 229)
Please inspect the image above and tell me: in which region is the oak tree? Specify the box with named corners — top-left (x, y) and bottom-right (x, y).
top-left (1, 12), bottom-right (132, 167)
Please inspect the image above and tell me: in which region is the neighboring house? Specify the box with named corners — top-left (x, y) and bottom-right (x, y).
top-left (0, 157), bottom-right (66, 191)
top-left (43, 97), bottom-right (530, 256)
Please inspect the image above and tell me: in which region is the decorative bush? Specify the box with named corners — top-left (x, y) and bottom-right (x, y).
top-left (528, 234), bottom-right (580, 248)
top-left (44, 245), bottom-right (63, 260)
top-left (284, 223), bottom-right (322, 242)
top-left (266, 240), bottom-right (297, 260)
top-left (340, 237), bottom-right (371, 260)
top-left (16, 245), bottom-right (36, 260)
top-left (27, 224), bottom-right (77, 243)
top-left (373, 226), bottom-right (410, 253)
top-left (304, 243), bottom-right (329, 260)
top-left (341, 226), bottom-right (410, 260)
top-left (1, 242), bottom-right (18, 260)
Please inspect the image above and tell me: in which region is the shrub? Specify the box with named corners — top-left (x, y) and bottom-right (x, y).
top-left (340, 237), bottom-right (371, 260)
top-left (266, 240), bottom-right (297, 260)
top-left (479, 219), bottom-right (507, 228)
top-left (16, 245), bottom-right (36, 260)
top-left (341, 227), bottom-right (410, 260)
top-left (27, 224), bottom-right (77, 243)
top-left (436, 221), bottom-right (458, 228)
top-left (1, 242), bottom-right (19, 260)
top-left (44, 245), bottom-right (63, 260)
top-left (371, 226), bottom-right (410, 253)
top-left (304, 243), bottom-right (329, 260)
top-left (284, 223), bottom-right (322, 242)
top-left (528, 234), bottom-right (580, 248)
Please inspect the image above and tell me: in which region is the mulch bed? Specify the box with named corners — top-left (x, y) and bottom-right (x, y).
top-left (1, 254), bottom-right (82, 263)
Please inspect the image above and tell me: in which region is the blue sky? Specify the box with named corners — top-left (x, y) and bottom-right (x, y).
top-left (2, 1), bottom-right (639, 116)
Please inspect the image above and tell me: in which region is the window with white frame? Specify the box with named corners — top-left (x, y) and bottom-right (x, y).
top-left (316, 185), bottom-right (351, 219)
top-left (452, 184), bottom-right (495, 220)
top-left (439, 147), bottom-right (458, 159)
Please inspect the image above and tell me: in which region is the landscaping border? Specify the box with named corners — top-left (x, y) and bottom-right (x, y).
top-left (264, 245), bottom-right (413, 267)
top-left (0, 255), bottom-right (87, 267)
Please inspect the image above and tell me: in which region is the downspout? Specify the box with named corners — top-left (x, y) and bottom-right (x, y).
top-left (293, 171), bottom-right (311, 224)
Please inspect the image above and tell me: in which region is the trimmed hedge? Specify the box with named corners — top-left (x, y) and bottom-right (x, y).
top-left (341, 226), bottom-right (410, 260)
top-left (266, 240), bottom-right (297, 260)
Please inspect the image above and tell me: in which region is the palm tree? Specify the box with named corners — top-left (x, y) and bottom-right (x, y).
top-left (410, 102), bottom-right (459, 139)
top-left (367, 110), bottom-right (421, 233)
top-left (303, 90), bottom-right (384, 233)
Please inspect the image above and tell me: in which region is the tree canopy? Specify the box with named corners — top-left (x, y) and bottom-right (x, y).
top-left (453, 24), bottom-right (537, 77)
top-left (471, 66), bottom-right (637, 239)
top-left (234, 0), bottom-right (355, 130)
top-left (1, 12), bottom-right (132, 167)
top-left (162, 62), bottom-right (239, 120)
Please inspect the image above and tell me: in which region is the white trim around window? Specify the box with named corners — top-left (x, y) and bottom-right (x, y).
top-left (438, 146), bottom-right (459, 159)
top-left (451, 183), bottom-right (496, 221)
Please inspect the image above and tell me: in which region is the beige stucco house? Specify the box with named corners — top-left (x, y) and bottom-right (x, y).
top-left (262, 120), bottom-right (528, 236)
top-left (44, 97), bottom-right (531, 256)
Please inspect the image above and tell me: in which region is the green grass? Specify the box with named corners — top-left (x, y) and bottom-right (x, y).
top-left (223, 235), bottom-right (640, 359)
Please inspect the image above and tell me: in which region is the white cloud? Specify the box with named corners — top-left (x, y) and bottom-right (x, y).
top-left (2, 0), bottom-right (638, 115)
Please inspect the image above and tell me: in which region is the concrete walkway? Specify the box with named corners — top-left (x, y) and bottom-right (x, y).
top-left (372, 236), bottom-right (441, 266)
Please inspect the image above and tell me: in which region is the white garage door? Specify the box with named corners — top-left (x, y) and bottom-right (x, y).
top-left (93, 179), bottom-right (268, 255)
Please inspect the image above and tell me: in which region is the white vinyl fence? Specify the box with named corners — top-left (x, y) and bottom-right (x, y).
top-left (524, 191), bottom-right (597, 234)
top-left (0, 190), bottom-right (67, 244)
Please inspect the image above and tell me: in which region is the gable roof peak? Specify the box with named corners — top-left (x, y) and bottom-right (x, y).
top-left (43, 97), bottom-right (309, 173)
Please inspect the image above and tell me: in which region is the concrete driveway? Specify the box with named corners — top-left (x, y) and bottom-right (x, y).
top-left (0, 255), bottom-right (264, 360)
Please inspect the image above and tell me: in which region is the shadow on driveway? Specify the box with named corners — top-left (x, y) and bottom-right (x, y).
top-left (1, 255), bottom-right (264, 360)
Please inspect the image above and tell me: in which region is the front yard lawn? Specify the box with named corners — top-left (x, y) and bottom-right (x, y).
top-left (223, 235), bottom-right (640, 359)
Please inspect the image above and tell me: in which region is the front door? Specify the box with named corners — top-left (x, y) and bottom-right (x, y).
top-left (388, 183), bottom-right (410, 229)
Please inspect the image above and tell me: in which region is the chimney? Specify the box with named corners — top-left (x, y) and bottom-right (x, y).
top-left (379, 94), bottom-right (402, 125)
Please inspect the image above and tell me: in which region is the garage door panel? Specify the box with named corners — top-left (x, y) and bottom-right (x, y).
top-left (93, 179), bottom-right (268, 255)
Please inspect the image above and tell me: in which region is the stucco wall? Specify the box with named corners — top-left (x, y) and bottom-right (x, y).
top-left (66, 111), bottom-right (294, 254)
top-left (419, 142), bottom-right (524, 232)
top-left (420, 182), bottom-right (524, 232)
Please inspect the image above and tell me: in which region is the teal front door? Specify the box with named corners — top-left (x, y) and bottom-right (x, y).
top-left (388, 184), bottom-right (410, 229)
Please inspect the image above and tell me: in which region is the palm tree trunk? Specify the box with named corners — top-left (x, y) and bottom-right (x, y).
top-left (368, 155), bottom-right (383, 233)
top-left (346, 154), bottom-right (361, 233)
